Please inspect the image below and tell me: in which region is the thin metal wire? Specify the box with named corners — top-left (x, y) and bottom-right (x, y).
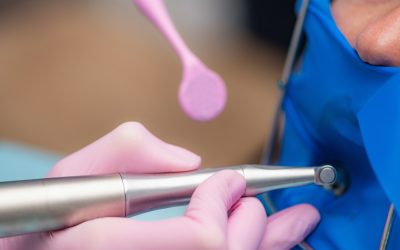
top-left (280, 0), bottom-right (310, 88)
top-left (261, 0), bottom-right (310, 164)
top-left (261, 0), bottom-right (312, 249)
top-left (379, 204), bottom-right (396, 250)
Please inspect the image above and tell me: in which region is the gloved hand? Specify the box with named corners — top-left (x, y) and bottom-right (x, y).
top-left (0, 122), bottom-right (320, 250)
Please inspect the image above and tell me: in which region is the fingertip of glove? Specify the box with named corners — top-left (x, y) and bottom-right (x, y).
top-left (167, 145), bottom-right (202, 170)
top-left (287, 204), bottom-right (320, 241)
top-left (213, 170), bottom-right (246, 195)
top-left (294, 204), bottom-right (320, 225)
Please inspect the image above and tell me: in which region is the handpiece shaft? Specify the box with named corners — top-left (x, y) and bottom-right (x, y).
top-left (122, 165), bottom-right (332, 215)
top-left (0, 165), bottom-right (335, 237)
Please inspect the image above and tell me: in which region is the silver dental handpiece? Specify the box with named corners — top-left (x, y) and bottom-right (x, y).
top-left (0, 164), bottom-right (336, 238)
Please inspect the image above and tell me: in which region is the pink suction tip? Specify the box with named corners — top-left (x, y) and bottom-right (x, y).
top-left (179, 64), bottom-right (227, 122)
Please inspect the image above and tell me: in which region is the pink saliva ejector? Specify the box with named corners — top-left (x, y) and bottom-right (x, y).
top-left (133, 0), bottom-right (227, 122)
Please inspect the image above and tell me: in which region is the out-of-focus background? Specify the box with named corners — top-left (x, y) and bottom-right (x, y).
top-left (0, 0), bottom-right (295, 168)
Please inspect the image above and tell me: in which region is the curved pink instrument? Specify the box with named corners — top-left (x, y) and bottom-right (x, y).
top-left (133, 0), bottom-right (227, 121)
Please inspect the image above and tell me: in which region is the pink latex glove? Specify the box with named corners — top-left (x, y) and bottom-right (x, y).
top-left (0, 122), bottom-right (320, 250)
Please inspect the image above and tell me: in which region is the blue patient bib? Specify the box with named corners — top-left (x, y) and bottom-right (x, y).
top-left (268, 0), bottom-right (400, 249)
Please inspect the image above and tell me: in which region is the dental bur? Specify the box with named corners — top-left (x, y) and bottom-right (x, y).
top-left (0, 165), bottom-right (336, 237)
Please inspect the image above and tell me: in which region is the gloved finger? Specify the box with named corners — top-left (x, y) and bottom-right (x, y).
top-left (185, 170), bottom-right (246, 241)
top-left (49, 217), bottom-right (207, 250)
top-left (48, 171), bottom-right (245, 250)
top-left (227, 197), bottom-right (266, 250)
top-left (48, 122), bottom-right (201, 177)
top-left (259, 204), bottom-right (320, 250)
top-left (54, 211), bottom-right (257, 250)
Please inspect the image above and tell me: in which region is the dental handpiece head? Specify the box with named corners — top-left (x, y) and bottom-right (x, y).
top-left (0, 164), bottom-right (336, 238)
top-left (314, 165), bottom-right (337, 185)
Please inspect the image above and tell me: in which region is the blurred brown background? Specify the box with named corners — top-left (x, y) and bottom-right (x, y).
top-left (0, 0), bottom-right (291, 167)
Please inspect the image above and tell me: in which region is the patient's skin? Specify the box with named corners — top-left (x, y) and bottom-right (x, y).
top-left (332, 0), bottom-right (400, 66)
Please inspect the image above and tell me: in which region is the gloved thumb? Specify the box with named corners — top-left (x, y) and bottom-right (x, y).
top-left (48, 122), bottom-right (201, 177)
